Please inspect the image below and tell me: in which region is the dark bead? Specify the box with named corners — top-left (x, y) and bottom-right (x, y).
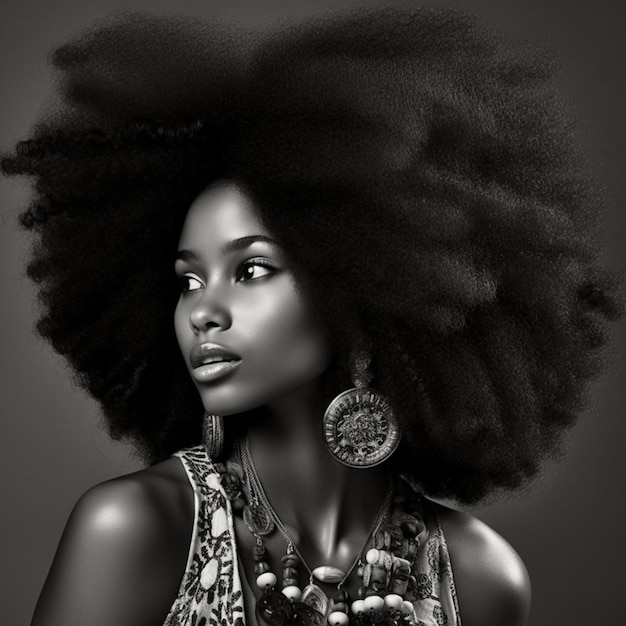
top-left (281, 554), bottom-right (300, 567)
top-left (388, 528), bottom-right (403, 553)
top-left (283, 566), bottom-right (299, 579)
top-left (370, 565), bottom-right (389, 586)
top-left (292, 602), bottom-right (326, 626)
top-left (283, 577), bottom-right (299, 587)
top-left (390, 578), bottom-right (408, 595)
top-left (258, 589), bottom-right (293, 626)
top-left (253, 545), bottom-right (267, 561)
top-left (254, 561), bottom-right (270, 575)
top-left (393, 561), bottom-right (410, 581)
top-left (400, 521), bottom-right (418, 538)
top-left (404, 541), bottom-right (417, 562)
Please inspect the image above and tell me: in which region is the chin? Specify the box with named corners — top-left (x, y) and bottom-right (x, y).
top-left (196, 386), bottom-right (267, 417)
top-left (196, 375), bottom-right (326, 417)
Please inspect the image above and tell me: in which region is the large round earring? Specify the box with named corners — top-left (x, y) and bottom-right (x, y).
top-left (202, 412), bottom-right (224, 460)
top-left (323, 344), bottom-right (401, 468)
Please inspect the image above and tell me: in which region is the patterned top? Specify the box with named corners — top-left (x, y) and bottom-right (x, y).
top-left (163, 445), bottom-right (461, 626)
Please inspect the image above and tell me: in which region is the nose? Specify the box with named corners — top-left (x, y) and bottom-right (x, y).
top-left (189, 286), bottom-right (232, 332)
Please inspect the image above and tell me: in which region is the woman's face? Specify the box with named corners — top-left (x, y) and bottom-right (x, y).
top-left (174, 182), bottom-right (331, 416)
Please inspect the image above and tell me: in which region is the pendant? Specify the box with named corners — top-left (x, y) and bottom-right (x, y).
top-left (301, 583), bottom-right (330, 617)
top-left (323, 388), bottom-right (401, 468)
top-left (292, 603), bottom-right (327, 626)
top-left (312, 565), bottom-right (346, 584)
top-left (257, 589), bottom-right (293, 626)
top-left (243, 501), bottom-right (275, 536)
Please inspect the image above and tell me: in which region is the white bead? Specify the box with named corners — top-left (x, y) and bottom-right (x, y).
top-left (363, 595), bottom-right (385, 612)
top-left (256, 572), bottom-right (277, 589)
top-left (281, 585), bottom-right (302, 601)
top-left (365, 548), bottom-right (380, 565)
top-left (401, 600), bottom-right (415, 616)
top-left (327, 611), bottom-right (349, 626)
top-left (313, 566), bottom-right (346, 583)
top-left (351, 600), bottom-right (366, 615)
top-left (384, 594), bottom-right (404, 610)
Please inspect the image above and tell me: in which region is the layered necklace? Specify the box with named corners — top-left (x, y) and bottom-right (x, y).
top-left (217, 438), bottom-right (427, 626)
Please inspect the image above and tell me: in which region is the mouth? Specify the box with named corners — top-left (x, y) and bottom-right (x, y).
top-left (189, 343), bottom-right (242, 383)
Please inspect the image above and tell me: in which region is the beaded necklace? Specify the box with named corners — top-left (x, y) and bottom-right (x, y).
top-left (218, 438), bottom-right (427, 626)
top-left (238, 437), bottom-right (391, 586)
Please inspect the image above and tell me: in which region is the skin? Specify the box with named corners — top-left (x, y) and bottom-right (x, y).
top-left (31, 182), bottom-right (531, 626)
top-left (173, 181), bottom-right (332, 417)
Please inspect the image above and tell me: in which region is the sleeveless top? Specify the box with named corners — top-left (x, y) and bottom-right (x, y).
top-left (163, 445), bottom-right (461, 626)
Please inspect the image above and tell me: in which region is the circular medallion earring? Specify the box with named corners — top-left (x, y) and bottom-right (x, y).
top-left (202, 412), bottom-right (224, 460)
top-left (323, 343), bottom-right (401, 468)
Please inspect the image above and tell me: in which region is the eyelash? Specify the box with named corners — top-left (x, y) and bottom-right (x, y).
top-left (178, 274), bottom-right (203, 293)
top-left (178, 259), bottom-right (278, 293)
top-left (235, 258), bottom-right (277, 282)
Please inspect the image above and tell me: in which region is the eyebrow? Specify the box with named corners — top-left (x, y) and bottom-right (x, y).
top-left (175, 235), bottom-right (279, 262)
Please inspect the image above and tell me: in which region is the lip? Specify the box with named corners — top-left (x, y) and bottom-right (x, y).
top-left (191, 359), bottom-right (241, 383)
top-left (189, 342), bottom-right (242, 383)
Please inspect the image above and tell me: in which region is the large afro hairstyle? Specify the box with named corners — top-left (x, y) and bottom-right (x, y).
top-left (2, 7), bottom-right (622, 503)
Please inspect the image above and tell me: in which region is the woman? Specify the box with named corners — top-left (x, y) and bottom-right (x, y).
top-left (2, 7), bottom-right (621, 626)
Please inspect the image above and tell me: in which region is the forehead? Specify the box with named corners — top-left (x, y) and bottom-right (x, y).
top-left (178, 182), bottom-right (269, 245)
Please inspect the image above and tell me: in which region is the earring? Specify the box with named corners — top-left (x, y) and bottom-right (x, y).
top-left (323, 344), bottom-right (401, 468)
top-left (202, 412), bottom-right (225, 460)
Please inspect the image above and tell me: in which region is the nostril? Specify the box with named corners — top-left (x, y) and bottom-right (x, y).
top-left (189, 299), bottom-right (232, 332)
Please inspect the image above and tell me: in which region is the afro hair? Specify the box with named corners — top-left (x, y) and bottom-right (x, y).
top-left (2, 7), bottom-right (622, 503)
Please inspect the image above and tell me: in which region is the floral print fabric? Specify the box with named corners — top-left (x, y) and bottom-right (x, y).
top-left (163, 445), bottom-right (460, 626)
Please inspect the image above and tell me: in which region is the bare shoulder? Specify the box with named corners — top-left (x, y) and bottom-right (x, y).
top-left (433, 501), bottom-right (531, 626)
top-left (32, 456), bottom-right (194, 626)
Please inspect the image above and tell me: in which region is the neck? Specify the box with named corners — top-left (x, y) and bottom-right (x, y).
top-left (239, 380), bottom-right (390, 564)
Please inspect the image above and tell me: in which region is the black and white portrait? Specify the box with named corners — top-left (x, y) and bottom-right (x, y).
top-left (1, 2), bottom-right (624, 625)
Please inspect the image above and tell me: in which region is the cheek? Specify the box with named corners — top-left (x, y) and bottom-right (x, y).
top-left (173, 298), bottom-right (188, 352)
top-left (239, 282), bottom-right (331, 381)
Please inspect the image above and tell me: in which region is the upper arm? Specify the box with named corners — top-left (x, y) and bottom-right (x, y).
top-left (32, 471), bottom-right (191, 626)
top-left (438, 506), bottom-right (531, 626)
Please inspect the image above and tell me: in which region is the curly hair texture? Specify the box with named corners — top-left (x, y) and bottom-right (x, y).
top-left (2, 8), bottom-right (622, 503)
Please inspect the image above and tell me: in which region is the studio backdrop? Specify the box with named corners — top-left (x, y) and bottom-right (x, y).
top-left (1, 1), bottom-right (624, 625)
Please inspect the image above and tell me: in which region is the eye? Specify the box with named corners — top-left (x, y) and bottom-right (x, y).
top-left (236, 259), bottom-right (277, 282)
top-left (179, 273), bottom-right (204, 293)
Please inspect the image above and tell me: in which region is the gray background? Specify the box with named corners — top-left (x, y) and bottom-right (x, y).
top-left (1, 0), bottom-right (624, 624)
